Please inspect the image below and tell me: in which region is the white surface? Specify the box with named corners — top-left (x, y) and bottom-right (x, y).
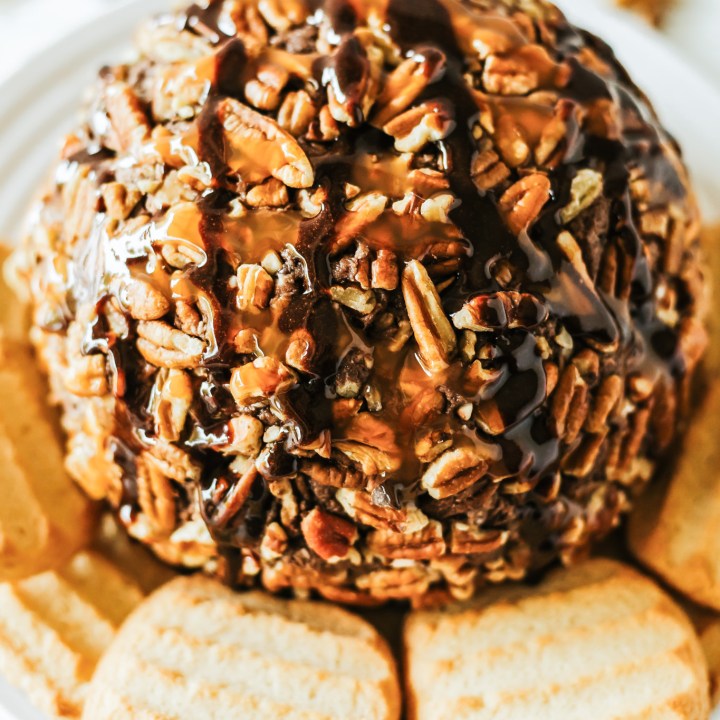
top-left (583, 0), bottom-right (720, 86)
top-left (0, 1), bottom-right (719, 718)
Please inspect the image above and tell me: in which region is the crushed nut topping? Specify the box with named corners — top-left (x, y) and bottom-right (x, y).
top-left (19, 0), bottom-right (706, 603)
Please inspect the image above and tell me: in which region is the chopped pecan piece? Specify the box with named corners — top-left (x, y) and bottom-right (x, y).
top-left (136, 321), bottom-right (204, 369)
top-left (499, 173), bottom-right (551, 234)
top-left (225, 414), bottom-right (264, 457)
top-left (301, 507), bottom-right (357, 561)
top-left (330, 285), bottom-right (377, 315)
top-left (260, 521), bottom-right (288, 560)
top-left (449, 524), bottom-right (509, 555)
top-left (402, 260), bottom-right (457, 373)
top-left (371, 249), bottom-right (398, 291)
top-left (244, 63), bottom-right (289, 111)
top-left (367, 520), bottom-right (446, 560)
top-left (245, 178), bottom-right (289, 208)
top-left (335, 349), bottom-right (373, 399)
top-left (373, 49), bottom-right (446, 127)
top-left (285, 329), bottom-right (316, 373)
top-left (471, 148), bottom-right (511, 191)
top-left (559, 169), bottom-right (604, 224)
top-left (452, 291), bottom-right (548, 332)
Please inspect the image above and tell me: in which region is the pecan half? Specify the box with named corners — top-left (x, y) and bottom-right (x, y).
top-left (383, 100), bottom-right (455, 153)
top-left (499, 173), bottom-right (551, 235)
top-left (551, 363), bottom-right (588, 444)
top-left (355, 566), bottom-right (432, 600)
top-left (402, 260), bottom-right (457, 373)
top-left (151, 368), bottom-right (192, 441)
top-left (301, 507), bottom-right (357, 561)
top-left (585, 374), bottom-right (623, 433)
top-left (336, 488), bottom-right (429, 533)
top-left (123, 278), bottom-right (170, 321)
top-left (421, 445), bottom-right (493, 499)
top-left (559, 168), bottom-right (603, 224)
top-left (217, 97), bottom-right (313, 188)
top-left (277, 90), bottom-right (316, 136)
top-left (230, 357), bottom-right (296, 404)
top-left (104, 81), bottom-right (151, 153)
top-left (136, 321), bottom-right (204, 369)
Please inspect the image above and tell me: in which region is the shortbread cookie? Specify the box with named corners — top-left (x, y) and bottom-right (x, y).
top-left (0, 338), bottom-right (95, 580)
top-left (404, 559), bottom-right (709, 720)
top-left (0, 245), bottom-right (29, 341)
top-left (616, 0), bottom-right (675, 26)
top-left (84, 575), bottom-right (401, 720)
top-left (700, 620), bottom-right (720, 705)
top-left (628, 224), bottom-right (720, 609)
top-left (628, 379), bottom-right (720, 610)
top-left (0, 550), bottom-right (145, 719)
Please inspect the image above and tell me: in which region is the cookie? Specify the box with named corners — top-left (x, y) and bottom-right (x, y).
top-left (0, 338), bottom-right (96, 580)
top-left (84, 575), bottom-right (401, 720)
top-left (700, 620), bottom-right (720, 706)
top-left (0, 550), bottom-right (145, 718)
top-left (627, 383), bottom-right (720, 610)
top-left (615, 0), bottom-right (675, 26)
top-left (404, 559), bottom-right (709, 720)
top-left (627, 223), bottom-right (720, 610)
top-left (0, 244), bottom-right (30, 341)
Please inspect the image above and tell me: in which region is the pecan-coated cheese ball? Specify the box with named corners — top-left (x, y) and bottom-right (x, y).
top-left (21, 0), bottom-right (707, 603)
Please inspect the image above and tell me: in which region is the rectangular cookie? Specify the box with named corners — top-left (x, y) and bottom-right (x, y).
top-left (404, 559), bottom-right (709, 720)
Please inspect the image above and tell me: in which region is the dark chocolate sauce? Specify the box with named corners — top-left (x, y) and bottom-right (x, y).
top-left (183, 1), bottom-right (234, 44)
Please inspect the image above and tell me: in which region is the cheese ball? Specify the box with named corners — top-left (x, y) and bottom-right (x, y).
top-left (20, 0), bottom-right (707, 603)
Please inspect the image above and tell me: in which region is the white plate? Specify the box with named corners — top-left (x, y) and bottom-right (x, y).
top-left (0, 2), bottom-right (718, 718)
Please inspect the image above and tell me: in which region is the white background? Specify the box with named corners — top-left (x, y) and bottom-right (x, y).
top-left (1, 0), bottom-right (719, 87)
